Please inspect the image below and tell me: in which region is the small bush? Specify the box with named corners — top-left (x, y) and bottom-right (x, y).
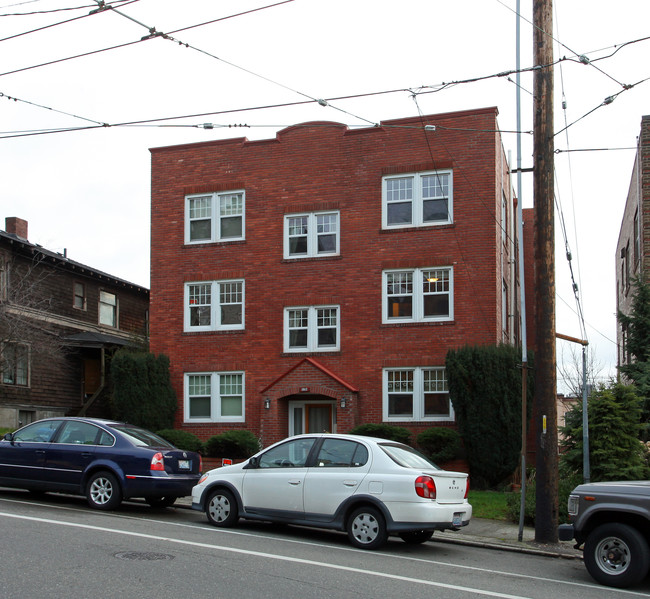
top-left (348, 423), bottom-right (411, 445)
top-left (505, 470), bottom-right (581, 525)
top-left (156, 429), bottom-right (203, 453)
top-left (204, 430), bottom-right (260, 459)
top-left (417, 427), bottom-right (462, 463)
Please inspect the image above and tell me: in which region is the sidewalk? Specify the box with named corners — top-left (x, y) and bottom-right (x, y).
top-left (176, 497), bottom-right (581, 559)
top-left (434, 518), bottom-right (582, 559)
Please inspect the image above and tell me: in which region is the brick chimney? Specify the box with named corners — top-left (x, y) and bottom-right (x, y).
top-left (5, 217), bottom-right (28, 241)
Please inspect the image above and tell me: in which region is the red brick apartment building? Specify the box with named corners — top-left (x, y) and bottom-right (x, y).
top-left (150, 107), bottom-right (536, 447)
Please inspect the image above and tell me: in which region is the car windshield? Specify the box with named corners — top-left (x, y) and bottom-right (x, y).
top-left (110, 424), bottom-right (175, 449)
top-left (379, 443), bottom-right (440, 470)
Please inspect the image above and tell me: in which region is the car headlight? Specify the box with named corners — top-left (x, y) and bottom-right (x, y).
top-left (567, 494), bottom-right (579, 516)
top-left (198, 474), bottom-right (209, 485)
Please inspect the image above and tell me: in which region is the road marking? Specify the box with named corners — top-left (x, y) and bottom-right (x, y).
top-left (0, 510), bottom-right (531, 599)
top-left (0, 498), bottom-right (646, 597)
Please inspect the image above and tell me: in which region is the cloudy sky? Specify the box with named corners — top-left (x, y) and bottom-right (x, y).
top-left (2, 0), bottom-right (649, 391)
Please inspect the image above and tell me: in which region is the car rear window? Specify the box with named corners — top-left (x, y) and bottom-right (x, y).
top-left (111, 425), bottom-right (175, 449)
top-left (379, 443), bottom-right (440, 470)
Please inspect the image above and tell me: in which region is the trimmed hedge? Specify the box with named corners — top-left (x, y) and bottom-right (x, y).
top-left (156, 429), bottom-right (203, 453)
top-left (204, 430), bottom-right (260, 459)
top-left (417, 427), bottom-right (462, 463)
top-left (348, 423), bottom-right (411, 445)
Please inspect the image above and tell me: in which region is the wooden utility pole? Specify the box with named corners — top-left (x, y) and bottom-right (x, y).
top-left (533, 0), bottom-right (558, 544)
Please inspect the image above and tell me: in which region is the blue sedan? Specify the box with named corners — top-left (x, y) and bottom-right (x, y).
top-left (0, 417), bottom-right (201, 510)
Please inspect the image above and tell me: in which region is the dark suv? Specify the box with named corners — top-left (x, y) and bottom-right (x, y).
top-left (559, 481), bottom-right (650, 588)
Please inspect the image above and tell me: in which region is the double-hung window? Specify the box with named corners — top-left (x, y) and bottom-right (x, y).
top-left (184, 372), bottom-right (244, 422)
top-left (284, 211), bottom-right (339, 258)
top-left (382, 170), bottom-right (452, 228)
top-left (1, 342), bottom-right (29, 386)
top-left (284, 305), bottom-right (339, 352)
top-left (99, 291), bottom-right (117, 327)
top-left (383, 267), bottom-right (452, 323)
top-left (185, 190), bottom-right (245, 243)
top-left (73, 282), bottom-right (86, 310)
top-left (383, 367), bottom-right (453, 422)
top-left (184, 280), bottom-right (244, 332)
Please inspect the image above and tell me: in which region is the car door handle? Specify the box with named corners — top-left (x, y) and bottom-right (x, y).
top-left (35, 450), bottom-right (45, 455)
top-left (81, 452), bottom-right (93, 458)
top-left (343, 480), bottom-right (358, 487)
top-left (288, 479), bottom-right (302, 486)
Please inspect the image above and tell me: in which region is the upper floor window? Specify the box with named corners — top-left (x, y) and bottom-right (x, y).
top-left (284, 305), bottom-right (339, 352)
top-left (184, 371), bottom-right (244, 423)
top-left (382, 170), bottom-right (452, 229)
top-left (284, 211), bottom-right (339, 259)
top-left (99, 291), bottom-right (117, 327)
top-left (185, 191), bottom-right (244, 244)
top-left (73, 282), bottom-right (86, 310)
top-left (383, 267), bottom-right (453, 323)
top-left (383, 367), bottom-right (453, 422)
top-left (1, 342), bottom-right (29, 386)
top-left (184, 280), bottom-right (244, 332)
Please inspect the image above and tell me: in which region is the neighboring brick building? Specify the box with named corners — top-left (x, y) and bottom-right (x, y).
top-left (617, 115), bottom-right (650, 368)
top-left (150, 107), bottom-right (536, 447)
top-left (0, 217), bottom-right (149, 428)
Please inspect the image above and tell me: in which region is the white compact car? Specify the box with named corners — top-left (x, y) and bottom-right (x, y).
top-left (192, 433), bottom-right (471, 549)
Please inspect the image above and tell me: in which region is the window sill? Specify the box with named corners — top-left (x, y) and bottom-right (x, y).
top-left (381, 320), bottom-right (454, 328)
top-left (380, 223), bottom-right (454, 234)
top-left (183, 329), bottom-right (245, 336)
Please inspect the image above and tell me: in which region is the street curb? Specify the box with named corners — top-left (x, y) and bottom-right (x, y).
top-left (432, 535), bottom-right (582, 560)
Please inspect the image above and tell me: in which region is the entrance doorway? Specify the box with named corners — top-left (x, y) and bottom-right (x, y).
top-left (288, 397), bottom-right (335, 435)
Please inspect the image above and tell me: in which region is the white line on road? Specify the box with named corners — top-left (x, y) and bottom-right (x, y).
top-left (0, 510), bottom-right (531, 599)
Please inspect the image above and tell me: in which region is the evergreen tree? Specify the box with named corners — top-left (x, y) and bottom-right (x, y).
top-left (560, 382), bottom-right (648, 481)
top-left (618, 276), bottom-right (650, 425)
top-left (446, 344), bottom-right (533, 488)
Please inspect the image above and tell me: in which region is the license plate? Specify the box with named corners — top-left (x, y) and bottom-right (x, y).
top-left (178, 460), bottom-right (191, 470)
top-left (453, 513), bottom-right (463, 527)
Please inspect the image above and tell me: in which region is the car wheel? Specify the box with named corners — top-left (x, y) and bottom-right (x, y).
top-left (584, 523), bottom-right (650, 588)
top-left (399, 530), bottom-right (434, 544)
top-left (347, 506), bottom-right (388, 550)
top-left (86, 471), bottom-right (122, 510)
top-left (146, 496), bottom-right (178, 508)
top-left (206, 489), bottom-right (238, 527)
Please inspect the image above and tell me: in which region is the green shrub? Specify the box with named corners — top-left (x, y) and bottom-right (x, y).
top-left (505, 470), bottom-right (581, 525)
top-left (156, 429), bottom-right (203, 453)
top-left (348, 423), bottom-right (411, 445)
top-left (204, 430), bottom-right (260, 459)
top-left (446, 344), bottom-right (534, 489)
top-left (110, 350), bottom-right (177, 430)
top-left (417, 427), bottom-right (462, 463)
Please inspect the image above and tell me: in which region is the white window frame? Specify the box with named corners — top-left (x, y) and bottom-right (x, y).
top-left (185, 190), bottom-right (245, 244)
top-left (99, 290), bottom-right (118, 327)
top-left (184, 280), bottom-right (244, 332)
top-left (382, 170), bottom-right (452, 229)
top-left (382, 367), bottom-right (454, 422)
top-left (382, 267), bottom-right (453, 323)
top-left (284, 305), bottom-right (340, 353)
top-left (184, 371), bottom-right (245, 423)
top-left (283, 211), bottom-right (340, 259)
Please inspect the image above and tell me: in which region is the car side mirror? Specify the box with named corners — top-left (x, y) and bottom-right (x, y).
top-left (245, 456), bottom-right (259, 469)
top-left (3, 432), bottom-right (14, 442)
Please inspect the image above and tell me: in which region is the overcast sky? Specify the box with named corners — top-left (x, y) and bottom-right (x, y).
top-left (2, 0), bottom-right (649, 392)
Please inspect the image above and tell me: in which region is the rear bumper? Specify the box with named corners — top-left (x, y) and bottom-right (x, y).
top-left (122, 473), bottom-right (201, 499)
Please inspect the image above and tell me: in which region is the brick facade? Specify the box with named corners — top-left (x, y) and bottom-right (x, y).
top-left (616, 115), bottom-right (650, 367)
top-left (150, 108), bottom-right (534, 447)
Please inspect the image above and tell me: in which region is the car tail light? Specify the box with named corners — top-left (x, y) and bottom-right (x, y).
top-left (415, 475), bottom-right (436, 499)
top-left (465, 478), bottom-right (470, 499)
top-left (150, 452), bottom-right (165, 471)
